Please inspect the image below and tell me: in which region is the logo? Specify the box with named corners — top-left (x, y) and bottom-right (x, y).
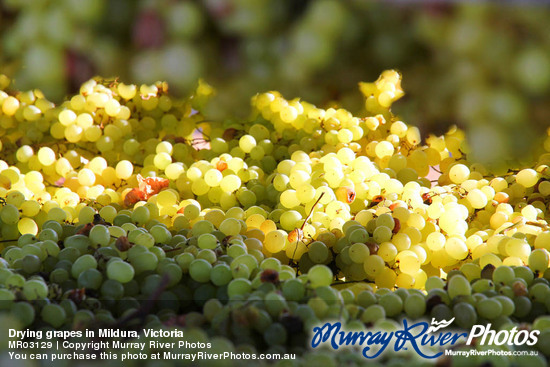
top-left (466, 324), bottom-right (539, 346)
top-left (311, 318), bottom-right (466, 359)
top-left (310, 318), bottom-right (540, 360)
top-left (427, 317), bottom-right (455, 333)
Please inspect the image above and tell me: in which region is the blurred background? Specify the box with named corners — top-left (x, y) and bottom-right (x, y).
top-left (1, 0), bottom-right (550, 164)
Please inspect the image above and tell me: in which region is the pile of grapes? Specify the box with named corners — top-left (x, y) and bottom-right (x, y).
top-left (1, 70), bottom-right (550, 367)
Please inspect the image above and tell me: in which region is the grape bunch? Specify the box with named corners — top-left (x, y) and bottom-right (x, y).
top-left (2, 1), bottom-right (550, 166)
top-left (1, 70), bottom-right (550, 366)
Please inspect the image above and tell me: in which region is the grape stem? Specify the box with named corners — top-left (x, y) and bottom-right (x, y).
top-left (301, 192), bottom-right (325, 231)
top-left (289, 192), bottom-right (325, 265)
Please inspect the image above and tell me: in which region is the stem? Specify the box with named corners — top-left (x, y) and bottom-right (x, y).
top-left (301, 192), bottom-right (325, 231)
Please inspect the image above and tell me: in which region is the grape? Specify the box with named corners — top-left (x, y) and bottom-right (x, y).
top-left (404, 293), bottom-right (426, 319)
top-left (529, 249), bottom-right (549, 273)
top-left (431, 304), bottom-right (453, 322)
top-left (41, 303), bottom-right (66, 328)
top-left (130, 251), bottom-right (158, 273)
top-left (219, 218), bottom-right (241, 236)
top-left (189, 259), bottom-right (212, 283)
top-left (115, 160), bottom-right (134, 180)
top-left (363, 255), bottom-right (385, 278)
top-left (11, 302), bottom-right (35, 327)
top-left (22, 279), bottom-right (48, 300)
top-left (198, 233), bottom-right (218, 250)
top-left (447, 275), bottom-right (471, 299)
top-left (89, 225), bottom-right (110, 247)
top-left (373, 226), bottom-right (392, 243)
top-left (106, 261), bottom-right (135, 284)
top-left (77, 268), bottom-right (103, 290)
top-left (494, 295), bottom-right (515, 317)
top-left (376, 213), bottom-right (395, 230)
top-left (445, 237), bottom-right (468, 260)
top-left (210, 263), bottom-right (232, 287)
top-left (516, 169), bottom-right (539, 188)
top-left (227, 278), bottom-right (252, 297)
top-left (378, 293), bottom-right (403, 317)
top-left (493, 266), bottom-right (515, 285)
top-left (0, 204), bottom-right (19, 225)
top-left (449, 164), bottom-right (470, 184)
top-left (308, 241), bottom-right (329, 263)
top-left (131, 206), bottom-right (150, 224)
top-left (264, 323), bottom-right (287, 346)
top-left (476, 298), bottom-right (503, 320)
top-left (100, 279), bottom-right (124, 299)
top-left (453, 302), bottom-right (477, 329)
top-left (264, 230), bottom-right (286, 253)
top-left (307, 265), bottom-right (333, 288)
top-left (513, 296), bottom-right (532, 318)
top-left (361, 304), bottom-right (386, 324)
top-left (71, 254), bottom-right (98, 278)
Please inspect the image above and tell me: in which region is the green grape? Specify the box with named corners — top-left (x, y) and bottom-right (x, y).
top-left (264, 323), bottom-right (287, 346)
top-left (227, 278), bottom-right (252, 297)
top-left (231, 263), bottom-right (250, 279)
top-left (378, 292), bottom-right (403, 317)
top-left (515, 266), bottom-right (535, 285)
top-left (361, 304), bottom-right (386, 324)
top-left (282, 279), bottom-right (306, 302)
top-left (131, 206), bottom-right (150, 224)
top-left (77, 268), bottom-right (103, 290)
top-left (11, 301), bottom-right (35, 327)
top-left (476, 298), bottom-right (503, 320)
top-left (494, 295), bottom-right (515, 317)
top-left (135, 232), bottom-right (155, 248)
top-left (373, 226), bottom-right (392, 243)
top-left (529, 283), bottom-right (550, 303)
top-left (307, 265), bottom-right (333, 288)
top-left (22, 279), bottom-right (48, 300)
top-left (38, 228), bottom-right (58, 242)
top-left (376, 213), bottom-right (395, 230)
top-left (430, 304), bottom-right (453, 322)
top-left (50, 268), bottom-right (69, 284)
top-left (64, 235), bottom-right (92, 255)
top-left (71, 254), bottom-right (98, 278)
top-left (308, 241), bottom-right (329, 264)
top-left (529, 249), bottom-right (549, 273)
top-left (130, 251), bottom-right (158, 273)
top-left (198, 233), bottom-right (218, 250)
top-left (472, 279), bottom-right (494, 293)
top-left (425, 276), bottom-right (445, 290)
top-left (404, 293), bottom-right (426, 319)
top-left (265, 291), bottom-right (288, 317)
top-left (363, 255), bottom-right (385, 278)
top-left (189, 259), bottom-right (212, 283)
top-left (197, 249), bottom-right (217, 264)
top-left (100, 279), bottom-right (124, 299)
top-left (219, 218), bottom-right (241, 236)
top-left (41, 303), bottom-right (66, 328)
top-left (453, 302), bottom-right (477, 329)
top-left (448, 275), bottom-right (471, 299)
top-left (106, 261), bottom-right (135, 283)
top-left (460, 263), bottom-right (481, 281)
top-left (21, 254), bottom-right (41, 274)
top-left (210, 263), bottom-right (232, 286)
